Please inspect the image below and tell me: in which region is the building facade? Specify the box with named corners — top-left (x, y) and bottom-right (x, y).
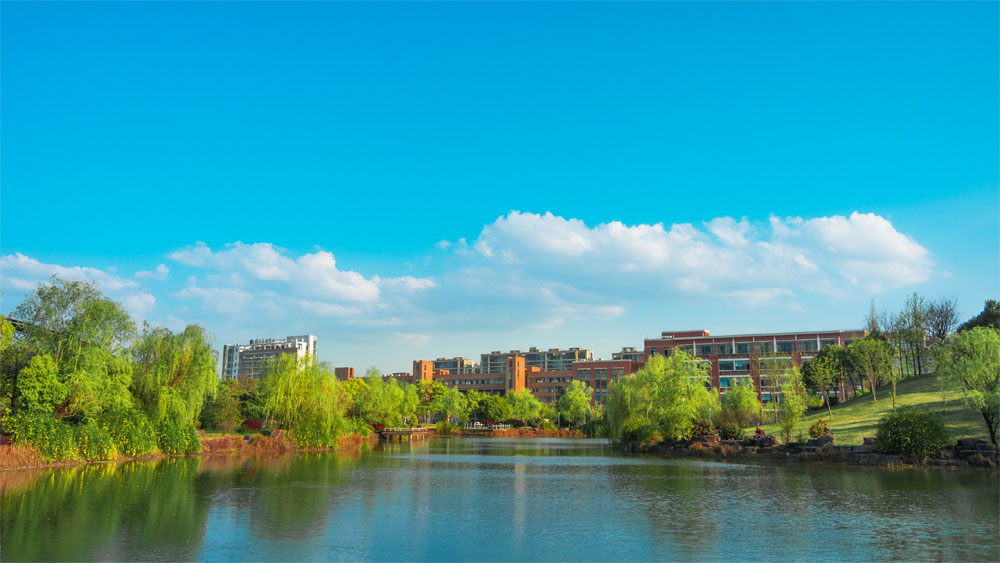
top-left (334, 367), bottom-right (354, 381)
top-left (479, 347), bottom-right (593, 373)
top-left (221, 334), bottom-right (318, 380)
top-left (433, 357), bottom-right (475, 375)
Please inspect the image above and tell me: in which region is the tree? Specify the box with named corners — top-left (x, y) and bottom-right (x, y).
top-left (131, 324), bottom-right (218, 424)
top-left (416, 380), bottom-right (447, 421)
top-left (605, 350), bottom-right (718, 443)
top-left (557, 380), bottom-right (593, 426)
top-left (200, 379), bottom-right (242, 433)
top-left (471, 394), bottom-right (512, 424)
top-left (504, 388), bottom-right (543, 421)
top-left (849, 337), bottom-right (891, 404)
top-left (933, 327), bottom-right (1000, 446)
top-left (927, 297), bottom-right (960, 344)
top-left (957, 299), bottom-right (1000, 332)
top-left (802, 345), bottom-right (840, 416)
top-left (721, 379), bottom-right (762, 428)
top-left (433, 387), bottom-right (468, 423)
top-left (777, 368), bottom-right (807, 444)
top-left (260, 355), bottom-right (347, 447)
top-left (14, 354), bottom-right (65, 413)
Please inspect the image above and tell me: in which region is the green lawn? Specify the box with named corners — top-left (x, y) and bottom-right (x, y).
top-left (754, 373), bottom-right (990, 445)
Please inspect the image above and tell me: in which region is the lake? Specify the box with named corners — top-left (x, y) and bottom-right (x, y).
top-left (2, 437), bottom-right (997, 561)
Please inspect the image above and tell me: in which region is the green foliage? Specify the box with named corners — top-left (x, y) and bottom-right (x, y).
top-left (556, 380), bottom-right (593, 426)
top-left (99, 408), bottom-right (157, 457)
top-left (606, 351), bottom-right (718, 444)
top-left (721, 380), bottom-right (762, 427)
top-left (289, 412), bottom-right (338, 448)
top-left (778, 368), bottom-right (808, 444)
top-left (433, 387), bottom-right (468, 422)
top-left (580, 419), bottom-right (609, 438)
top-left (63, 348), bottom-right (134, 421)
top-left (4, 410), bottom-right (77, 461)
top-left (0, 315), bottom-right (13, 355)
top-left (352, 377), bottom-right (407, 426)
top-left (155, 418), bottom-right (202, 455)
top-left (200, 380), bottom-right (242, 433)
top-left (957, 299), bottom-right (1000, 332)
top-left (875, 407), bottom-right (950, 457)
top-left (620, 423), bottom-right (663, 449)
top-left (416, 380), bottom-right (448, 420)
top-left (131, 324), bottom-right (218, 425)
top-left (933, 327), bottom-right (1000, 445)
top-left (504, 389), bottom-right (543, 421)
top-left (471, 394), bottom-right (513, 423)
top-left (74, 421), bottom-right (117, 461)
top-left (538, 419), bottom-right (556, 431)
top-left (15, 354), bottom-right (66, 413)
top-left (718, 421), bottom-right (744, 441)
top-left (261, 355), bottom-right (347, 447)
top-left (849, 337), bottom-right (891, 403)
top-left (435, 420), bottom-right (459, 435)
top-left (808, 418), bottom-right (832, 439)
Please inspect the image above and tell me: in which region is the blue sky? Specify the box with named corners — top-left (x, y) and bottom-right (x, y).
top-left (2, 1), bottom-right (997, 373)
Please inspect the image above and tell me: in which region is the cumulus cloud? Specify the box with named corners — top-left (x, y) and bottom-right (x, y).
top-left (454, 210), bottom-right (935, 308)
top-left (135, 263), bottom-right (170, 280)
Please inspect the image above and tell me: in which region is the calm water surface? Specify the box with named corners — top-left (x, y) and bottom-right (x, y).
top-left (2, 438), bottom-right (997, 561)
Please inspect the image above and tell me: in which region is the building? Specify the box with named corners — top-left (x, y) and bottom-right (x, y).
top-left (432, 357), bottom-right (475, 375)
top-left (221, 334), bottom-right (318, 380)
top-left (642, 329), bottom-right (865, 403)
top-left (479, 347), bottom-right (593, 373)
top-left (572, 359), bottom-right (639, 407)
top-left (334, 367), bottom-right (354, 381)
top-left (612, 346), bottom-right (643, 363)
top-left (434, 356), bottom-right (526, 396)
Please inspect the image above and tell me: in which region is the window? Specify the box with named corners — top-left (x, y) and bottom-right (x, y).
top-left (719, 360), bottom-right (735, 371)
top-left (697, 344), bottom-right (713, 355)
top-left (736, 343), bottom-right (750, 354)
top-left (755, 341), bottom-right (773, 354)
top-left (776, 341), bottom-right (795, 353)
top-left (715, 343), bottom-right (733, 355)
top-left (579, 369), bottom-right (589, 382)
top-left (720, 377), bottom-right (730, 388)
top-left (733, 360), bottom-right (750, 371)
top-left (648, 348), bottom-right (657, 356)
top-left (820, 339), bottom-right (837, 348)
top-left (798, 340), bottom-right (818, 352)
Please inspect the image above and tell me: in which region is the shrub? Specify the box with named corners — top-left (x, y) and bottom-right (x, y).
top-left (538, 420), bottom-right (556, 431)
top-left (289, 413), bottom-right (338, 448)
top-left (581, 419), bottom-right (609, 438)
top-left (806, 396), bottom-right (824, 410)
top-left (3, 411), bottom-right (77, 461)
top-left (622, 423), bottom-right (663, 449)
top-left (435, 421), bottom-right (458, 435)
top-left (75, 421), bottom-right (116, 461)
top-left (501, 418), bottom-right (526, 428)
top-left (875, 407), bottom-right (950, 457)
top-left (156, 419), bottom-right (202, 455)
top-left (808, 418), bottom-right (833, 439)
top-left (241, 419), bottom-right (262, 432)
top-left (99, 409), bottom-right (157, 457)
top-left (687, 418), bottom-right (716, 441)
top-left (718, 421), bottom-right (744, 441)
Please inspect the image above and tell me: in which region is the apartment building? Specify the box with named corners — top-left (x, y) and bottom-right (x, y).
top-left (433, 357), bottom-right (475, 375)
top-left (642, 329), bottom-right (865, 402)
top-left (573, 359), bottom-right (639, 407)
top-left (479, 347), bottom-right (593, 373)
top-left (334, 367), bottom-right (354, 381)
top-left (612, 347), bottom-right (643, 363)
top-left (221, 334), bottom-right (318, 380)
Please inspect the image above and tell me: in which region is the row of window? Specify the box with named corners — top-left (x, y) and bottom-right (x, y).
top-left (649, 338), bottom-right (846, 357)
top-left (448, 379), bottom-right (504, 386)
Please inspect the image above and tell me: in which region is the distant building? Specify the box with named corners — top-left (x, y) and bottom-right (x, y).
top-left (612, 346), bottom-right (642, 363)
top-left (479, 347), bottom-right (593, 373)
top-left (433, 357), bottom-right (475, 375)
top-left (221, 334), bottom-right (318, 380)
top-left (334, 367), bottom-right (354, 381)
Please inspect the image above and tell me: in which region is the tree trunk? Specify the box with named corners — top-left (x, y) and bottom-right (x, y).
top-left (891, 381), bottom-right (896, 410)
top-left (983, 409), bottom-right (998, 447)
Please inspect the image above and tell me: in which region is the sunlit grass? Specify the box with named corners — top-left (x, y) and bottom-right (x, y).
top-left (755, 373), bottom-right (988, 445)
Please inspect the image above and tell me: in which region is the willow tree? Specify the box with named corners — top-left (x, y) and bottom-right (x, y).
top-left (505, 388), bottom-right (543, 421)
top-left (606, 350), bottom-right (718, 443)
top-left (933, 327), bottom-right (1000, 446)
top-left (131, 324), bottom-right (217, 424)
top-left (721, 379), bottom-right (762, 427)
top-left (260, 355), bottom-right (347, 445)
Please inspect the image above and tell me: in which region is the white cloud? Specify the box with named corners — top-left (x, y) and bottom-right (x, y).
top-left (135, 263), bottom-right (170, 280)
top-left (1, 253), bottom-right (138, 291)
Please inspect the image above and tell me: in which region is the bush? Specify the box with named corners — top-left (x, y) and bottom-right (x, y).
top-left (718, 421), bottom-right (744, 441)
top-left (538, 420), bottom-right (556, 431)
top-left (687, 418), bottom-right (716, 441)
top-left (241, 419), bottom-right (262, 432)
top-left (875, 407), bottom-right (950, 457)
top-left (99, 409), bottom-right (157, 457)
top-left (581, 419), bottom-right (609, 438)
top-left (75, 421), bottom-right (116, 461)
top-left (621, 423), bottom-right (663, 448)
top-left (808, 418), bottom-right (833, 439)
top-left (289, 413), bottom-right (338, 448)
top-left (806, 396), bottom-right (824, 410)
top-left (156, 419), bottom-right (202, 455)
top-left (435, 421), bottom-right (458, 435)
top-left (501, 418), bottom-right (526, 428)
top-left (3, 411), bottom-right (77, 461)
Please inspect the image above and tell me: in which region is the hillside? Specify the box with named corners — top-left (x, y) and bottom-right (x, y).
top-left (755, 373), bottom-right (990, 446)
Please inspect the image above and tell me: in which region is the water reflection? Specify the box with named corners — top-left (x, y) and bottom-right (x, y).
top-left (1, 439), bottom-right (997, 562)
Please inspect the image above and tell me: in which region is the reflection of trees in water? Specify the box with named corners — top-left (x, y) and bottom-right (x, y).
top-left (1, 459), bottom-right (210, 561)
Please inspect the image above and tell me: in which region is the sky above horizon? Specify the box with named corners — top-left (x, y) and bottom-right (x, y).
top-left (2, 2), bottom-right (997, 373)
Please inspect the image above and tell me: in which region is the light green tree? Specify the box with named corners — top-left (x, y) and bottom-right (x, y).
top-left (504, 388), bottom-right (543, 421)
top-left (433, 387), bottom-right (468, 423)
top-left (849, 337), bottom-right (891, 404)
top-left (131, 324), bottom-right (218, 424)
top-left (557, 380), bottom-right (593, 426)
top-left (777, 367), bottom-right (808, 444)
top-left (260, 355), bottom-right (347, 447)
top-left (605, 350), bottom-right (717, 444)
top-left (721, 379), bottom-right (762, 427)
top-left (933, 327), bottom-right (1000, 446)
top-left (15, 354), bottom-right (65, 413)
top-left (801, 346), bottom-right (840, 417)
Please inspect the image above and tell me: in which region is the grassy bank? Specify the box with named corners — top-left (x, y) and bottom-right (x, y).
top-left (755, 373), bottom-right (989, 445)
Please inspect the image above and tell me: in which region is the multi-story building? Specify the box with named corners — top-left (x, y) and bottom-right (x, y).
top-left (334, 367), bottom-right (354, 381)
top-left (221, 334), bottom-right (318, 380)
top-left (642, 329), bottom-right (865, 403)
top-left (435, 356), bottom-right (526, 396)
top-left (572, 359), bottom-right (639, 407)
top-left (612, 346), bottom-right (643, 363)
top-left (479, 347), bottom-right (593, 373)
top-left (433, 357), bottom-right (475, 375)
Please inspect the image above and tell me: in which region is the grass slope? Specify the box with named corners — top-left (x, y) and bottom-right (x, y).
top-left (755, 373), bottom-right (989, 445)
